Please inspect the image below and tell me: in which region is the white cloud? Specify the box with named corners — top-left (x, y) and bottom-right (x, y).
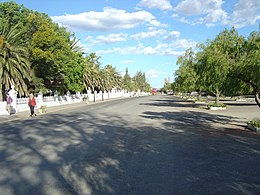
top-left (177, 16), bottom-right (190, 24)
top-left (120, 60), bottom-right (133, 64)
top-left (171, 39), bottom-right (197, 49)
top-left (162, 50), bottom-right (184, 56)
top-left (138, 0), bottom-right (173, 11)
top-left (85, 33), bottom-right (127, 45)
top-left (163, 31), bottom-right (180, 40)
top-left (85, 36), bottom-right (93, 41)
top-left (204, 9), bottom-right (228, 23)
top-left (149, 19), bottom-right (161, 27)
top-left (229, 0), bottom-right (260, 28)
top-left (96, 47), bottom-right (122, 55)
top-left (174, 0), bottom-right (228, 27)
top-left (174, 0), bottom-right (224, 16)
top-left (146, 69), bottom-right (159, 78)
top-left (51, 7), bottom-right (155, 32)
top-left (96, 33), bottom-right (127, 44)
top-left (148, 19), bottom-right (168, 27)
top-left (93, 28), bottom-right (197, 57)
top-left (146, 69), bottom-right (167, 79)
top-left (173, 0), bottom-right (259, 28)
top-left (173, 15), bottom-right (205, 26)
top-left (131, 29), bottom-right (167, 40)
top-left (162, 31), bottom-right (197, 49)
top-left (96, 40), bottom-right (189, 57)
top-left (143, 46), bottom-right (156, 55)
top-left (154, 43), bottom-right (168, 50)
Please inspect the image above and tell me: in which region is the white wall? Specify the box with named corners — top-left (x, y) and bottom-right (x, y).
top-left (0, 90), bottom-right (149, 115)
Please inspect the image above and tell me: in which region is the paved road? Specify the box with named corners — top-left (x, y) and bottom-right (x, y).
top-left (0, 95), bottom-right (259, 195)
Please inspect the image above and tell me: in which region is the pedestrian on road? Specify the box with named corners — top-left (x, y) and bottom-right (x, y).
top-left (6, 93), bottom-right (13, 115)
top-left (28, 94), bottom-right (37, 117)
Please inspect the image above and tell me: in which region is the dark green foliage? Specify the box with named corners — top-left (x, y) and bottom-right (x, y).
top-left (247, 119), bottom-right (260, 128)
top-left (0, 18), bottom-right (32, 100)
top-left (132, 71), bottom-right (150, 92)
top-left (122, 68), bottom-right (133, 92)
top-left (173, 27), bottom-right (260, 108)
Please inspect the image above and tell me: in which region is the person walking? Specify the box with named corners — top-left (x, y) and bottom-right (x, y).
top-left (28, 94), bottom-right (37, 117)
top-left (6, 93), bottom-right (13, 115)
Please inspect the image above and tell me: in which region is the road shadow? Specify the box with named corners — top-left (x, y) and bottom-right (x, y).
top-left (0, 105), bottom-right (259, 194)
top-left (222, 101), bottom-right (257, 107)
top-left (140, 110), bottom-right (246, 133)
top-left (140, 97), bottom-right (204, 109)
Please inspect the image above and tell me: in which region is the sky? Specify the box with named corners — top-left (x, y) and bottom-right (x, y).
top-left (2, 0), bottom-right (260, 88)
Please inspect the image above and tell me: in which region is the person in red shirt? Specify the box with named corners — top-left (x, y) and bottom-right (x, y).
top-left (28, 94), bottom-right (37, 117)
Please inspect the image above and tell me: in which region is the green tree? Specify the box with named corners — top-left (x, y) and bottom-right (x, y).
top-left (29, 14), bottom-right (73, 93)
top-left (64, 52), bottom-right (85, 93)
top-left (122, 67), bottom-right (133, 92)
top-left (0, 19), bottom-right (32, 100)
top-left (199, 28), bottom-right (258, 106)
top-left (83, 53), bottom-right (102, 92)
top-left (162, 77), bottom-right (172, 93)
top-left (198, 41), bottom-right (229, 104)
top-left (174, 27), bottom-right (259, 108)
top-left (194, 45), bottom-right (212, 99)
top-left (69, 36), bottom-right (84, 53)
top-left (102, 65), bottom-right (121, 92)
top-left (195, 28), bottom-right (242, 104)
top-left (0, 1), bottom-right (31, 30)
top-left (175, 48), bottom-right (197, 97)
top-left (234, 30), bottom-right (260, 107)
top-left (101, 64), bottom-right (122, 99)
top-left (132, 71), bottom-right (150, 92)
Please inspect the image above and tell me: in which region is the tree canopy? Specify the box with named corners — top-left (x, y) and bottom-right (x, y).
top-left (0, 18), bottom-right (32, 100)
top-left (0, 1), bottom-right (151, 100)
top-left (173, 27), bottom-right (260, 108)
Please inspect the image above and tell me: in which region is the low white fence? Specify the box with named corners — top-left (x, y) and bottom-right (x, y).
top-left (0, 90), bottom-right (148, 115)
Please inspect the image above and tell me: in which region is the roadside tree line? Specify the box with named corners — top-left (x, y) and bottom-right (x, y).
top-left (0, 2), bottom-right (151, 101)
top-left (170, 27), bottom-right (260, 108)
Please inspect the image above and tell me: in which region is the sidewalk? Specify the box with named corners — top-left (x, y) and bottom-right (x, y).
top-left (0, 101), bottom-right (88, 124)
top-left (0, 96), bottom-right (136, 124)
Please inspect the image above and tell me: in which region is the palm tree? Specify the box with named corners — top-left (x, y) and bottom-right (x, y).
top-left (69, 36), bottom-right (84, 53)
top-left (83, 53), bottom-right (102, 92)
top-left (102, 65), bottom-right (122, 99)
top-left (0, 19), bottom-right (32, 101)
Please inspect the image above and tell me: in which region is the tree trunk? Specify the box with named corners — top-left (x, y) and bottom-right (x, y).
top-left (198, 89), bottom-right (202, 101)
top-left (239, 79), bottom-right (259, 109)
top-left (215, 93), bottom-right (220, 105)
top-left (198, 93), bottom-right (201, 101)
top-left (215, 89), bottom-right (220, 105)
top-left (249, 83), bottom-right (260, 108)
top-left (254, 90), bottom-right (260, 108)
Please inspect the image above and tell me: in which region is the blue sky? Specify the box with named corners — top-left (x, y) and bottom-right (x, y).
top-left (2, 0), bottom-right (260, 88)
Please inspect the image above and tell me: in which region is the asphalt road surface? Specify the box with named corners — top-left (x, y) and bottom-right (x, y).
top-left (0, 95), bottom-right (259, 195)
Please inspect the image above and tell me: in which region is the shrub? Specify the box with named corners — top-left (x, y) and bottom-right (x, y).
top-left (40, 105), bottom-right (47, 113)
top-left (207, 102), bottom-right (226, 108)
top-left (247, 119), bottom-right (260, 128)
top-left (194, 99), bottom-right (206, 103)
